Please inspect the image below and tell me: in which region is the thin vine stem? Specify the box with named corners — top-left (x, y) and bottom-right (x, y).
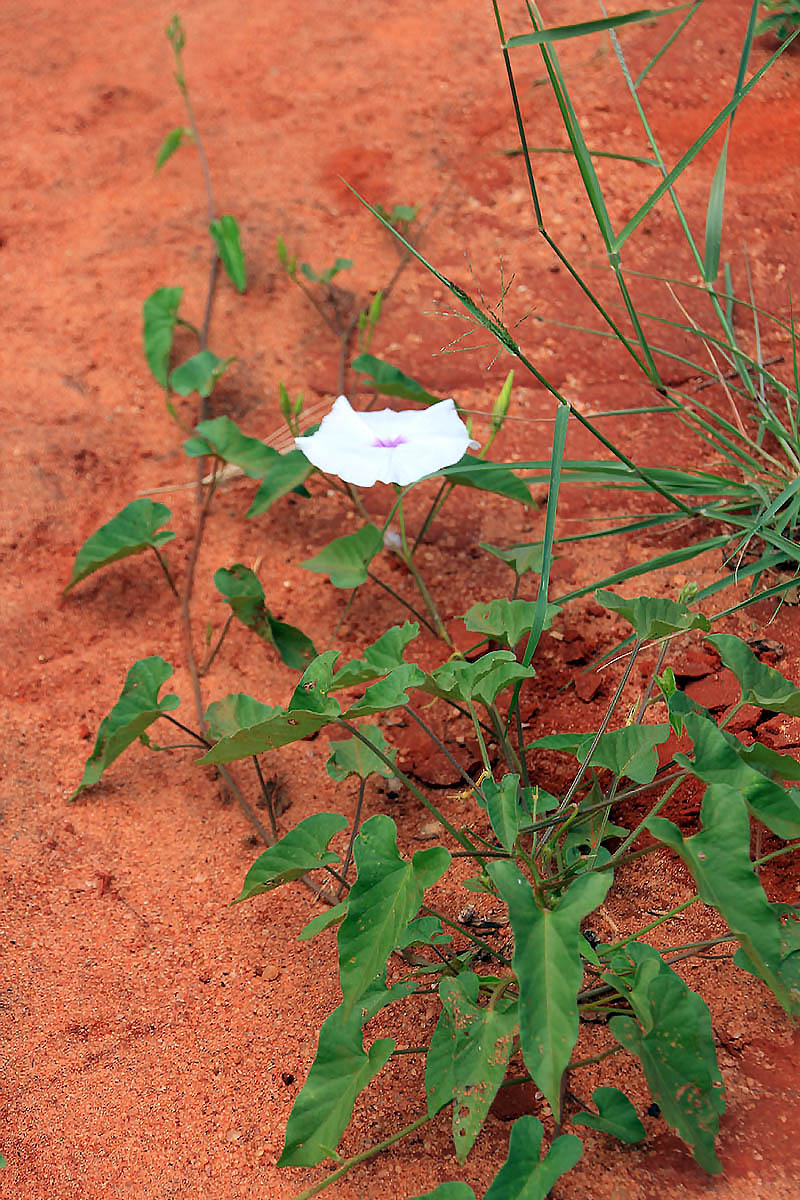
top-left (335, 718), bottom-right (483, 864)
top-left (291, 1111), bottom-right (434, 1200)
top-left (150, 546), bottom-right (181, 599)
top-left (365, 570), bottom-right (439, 637)
top-left (537, 638), bottom-right (642, 856)
top-left (200, 611), bottom-right (233, 675)
top-left (339, 776), bottom-right (367, 896)
top-left (252, 755), bottom-right (278, 839)
top-left (401, 706), bottom-right (485, 803)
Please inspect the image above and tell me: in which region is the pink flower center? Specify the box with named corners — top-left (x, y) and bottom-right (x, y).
top-left (372, 434), bottom-right (408, 448)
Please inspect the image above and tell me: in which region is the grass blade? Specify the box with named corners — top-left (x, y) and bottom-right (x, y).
top-left (703, 2), bottom-right (757, 282)
top-left (506, 6), bottom-right (691, 48)
top-left (614, 31), bottom-right (796, 251)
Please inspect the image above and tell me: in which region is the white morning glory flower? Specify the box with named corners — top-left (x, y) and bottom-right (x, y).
top-left (295, 395), bottom-right (479, 487)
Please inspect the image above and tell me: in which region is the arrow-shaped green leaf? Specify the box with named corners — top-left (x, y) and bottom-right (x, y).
top-left (234, 813), bottom-right (347, 903)
top-left (65, 499), bottom-right (175, 593)
top-left (604, 943), bottom-right (724, 1174)
top-left (70, 657), bottom-right (179, 799)
top-left (483, 1115), bottom-right (582, 1199)
top-left (649, 785), bottom-right (800, 1014)
top-left (338, 814), bottom-right (450, 1015)
top-left (488, 863), bottom-right (611, 1118)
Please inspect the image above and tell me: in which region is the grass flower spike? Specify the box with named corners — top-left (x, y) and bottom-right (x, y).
top-left (295, 394), bottom-right (479, 487)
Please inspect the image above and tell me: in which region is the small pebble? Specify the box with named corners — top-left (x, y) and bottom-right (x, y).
top-left (262, 964), bottom-right (280, 981)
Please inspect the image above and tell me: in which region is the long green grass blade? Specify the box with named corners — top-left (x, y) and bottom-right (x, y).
top-left (506, 6), bottom-right (691, 48)
top-left (640, 308), bottom-right (788, 405)
top-left (504, 145), bottom-right (659, 168)
top-left (554, 534), bottom-right (732, 604)
top-left (351, 185), bottom-right (695, 512)
top-left (711, 571), bottom-right (800, 620)
top-left (635, 0), bottom-right (703, 86)
top-left (523, 0), bottom-right (615, 250)
top-left (614, 32), bottom-right (796, 250)
top-left (703, 137), bottom-right (730, 286)
top-left (555, 511), bottom-right (695, 543)
top-left (702, 2), bottom-right (757, 283)
top-left (522, 403), bottom-right (569, 667)
top-left (522, 0), bottom-right (658, 378)
top-left (514, 460), bottom-right (751, 496)
top-left (694, 551), bottom-right (784, 602)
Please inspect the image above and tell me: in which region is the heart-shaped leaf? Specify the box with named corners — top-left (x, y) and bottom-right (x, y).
top-left (442, 453), bottom-right (534, 507)
top-left (338, 814), bottom-right (450, 1015)
top-left (214, 564), bottom-right (317, 669)
top-left (332, 622), bottom-right (420, 689)
top-left (707, 633), bottom-right (800, 715)
top-left (489, 863), bottom-right (611, 1119)
top-left (572, 1086), bottom-right (646, 1143)
top-left (327, 725), bottom-right (397, 781)
top-left (185, 416), bottom-right (279, 478)
top-left (425, 651), bottom-right (534, 708)
top-left (302, 523), bottom-right (384, 589)
top-left (352, 354), bottom-right (444, 405)
top-left (246, 449), bottom-right (315, 516)
top-left (204, 693), bottom-right (278, 741)
top-left (142, 286), bottom-right (183, 385)
top-left (169, 350), bottom-right (235, 398)
top-left (649, 785), bottom-right (800, 1014)
top-left (234, 813), bottom-right (347, 902)
top-left (604, 943), bottom-right (724, 1174)
top-left (65, 499), bottom-right (175, 593)
top-left (596, 590), bottom-right (710, 640)
top-left (463, 598), bottom-right (559, 648)
top-left (426, 971), bottom-right (518, 1160)
top-left (70, 657), bottom-right (179, 799)
top-left (481, 541), bottom-right (545, 577)
top-left (483, 1116), bottom-right (582, 1199)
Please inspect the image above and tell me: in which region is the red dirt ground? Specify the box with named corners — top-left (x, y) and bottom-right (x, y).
top-left (3, 1), bottom-right (800, 1197)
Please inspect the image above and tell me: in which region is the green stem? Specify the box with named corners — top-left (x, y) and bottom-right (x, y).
top-left (339, 777), bottom-right (366, 896)
top-left (329, 586), bottom-right (359, 647)
top-left (292, 1111), bottom-right (434, 1200)
top-left (604, 772), bottom-right (687, 866)
top-left (538, 639), bottom-right (642, 854)
top-left (365, 571), bottom-right (439, 637)
top-left (488, 703), bottom-right (522, 774)
top-left (401, 706), bottom-right (485, 803)
top-left (753, 841), bottom-right (800, 867)
top-left (252, 755), bottom-right (278, 839)
top-left (513, 703), bottom-right (532, 789)
top-left (335, 719), bottom-right (483, 864)
top-left (200, 611), bottom-right (233, 675)
top-left (603, 896), bottom-right (699, 952)
top-left (345, 482), bottom-right (371, 524)
top-left (567, 1044), bottom-right (624, 1071)
top-left (718, 698), bottom-right (745, 730)
top-left (412, 480), bottom-right (455, 555)
top-left (160, 713), bottom-right (210, 746)
top-left (151, 546), bottom-right (181, 600)
top-left (467, 701), bottom-right (493, 773)
top-left (395, 488), bottom-right (453, 646)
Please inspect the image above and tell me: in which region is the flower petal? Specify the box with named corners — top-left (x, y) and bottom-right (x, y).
top-left (294, 395), bottom-right (479, 487)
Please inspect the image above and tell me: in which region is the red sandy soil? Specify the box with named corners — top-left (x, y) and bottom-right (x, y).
top-left (3, 1), bottom-right (800, 1197)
